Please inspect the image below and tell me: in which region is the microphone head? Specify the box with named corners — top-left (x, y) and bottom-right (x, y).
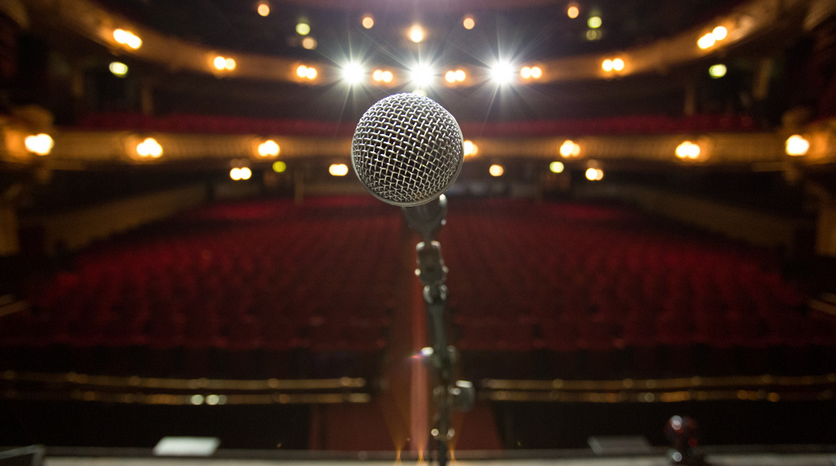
top-left (351, 93), bottom-right (464, 207)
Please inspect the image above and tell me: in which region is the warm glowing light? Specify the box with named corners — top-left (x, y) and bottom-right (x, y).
top-left (240, 167), bottom-right (252, 180)
top-left (530, 66), bottom-right (542, 79)
top-left (602, 59), bottom-right (613, 72)
top-left (560, 140), bottom-right (580, 157)
top-left (362, 15), bottom-right (374, 29)
top-left (588, 16), bottom-right (602, 29)
top-left (567, 5), bottom-right (580, 18)
top-left (273, 161), bottom-right (287, 173)
top-left (521, 67), bottom-right (531, 79)
top-left (675, 141), bottom-right (701, 159)
top-left (329, 164), bottom-right (349, 176)
top-left (297, 65), bottom-right (308, 78)
top-left (24, 133), bottom-right (53, 156)
top-left (342, 62), bottom-right (365, 84)
top-left (586, 30), bottom-right (601, 41)
top-left (109, 62), bottom-right (128, 77)
top-left (698, 33), bottom-right (716, 49)
top-left (490, 61), bottom-right (515, 84)
top-left (305, 67), bottom-right (317, 79)
top-left (463, 140), bottom-right (478, 156)
top-left (206, 394), bottom-right (220, 405)
top-left (413, 88), bottom-right (427, 97)
top-left (302, 37), bottom-right (317, 50)
top-left (191, 394), bottom-right (204, 405)
top-left (410, 25), bottom-right (424, 43)
top-left (296, 23), bottom-right (311, 35)
top-left (373, 70), bottom-right (393, 83)
top-left (785, 134), bottom-right (810, 156)
top-left (712, 26), bottom-right (728, 41)
top-left (709, 64), bottom-right (727, 78)
top-left (113, 29), bottom-right (142, 49)
top-left (225, 58), bottom-right (236, 70)
top-left (382, 71), bottom-right (393, 83)
top-left (214, 56), bottom-right (227, 70)
top-left (257, 3), bottom-right (270, 17)
top-left (445, 71), bottom-right (456, 83)
top-left (230, 168), bottom-right (241, 180)
top-left (454, 69), bottom-right (466, 82)
top-left (585, 167), bottom-right (603, 180)
top-left (489, 164), bottom-right (504, 177)
top-left (136, 137), bottom-right (162, 158)
top-left (258, 140), bottom-right (280, 157)
top-left (463, 16), bottom-right (475, 29)
top-left (612, 58), bottom-right (624, 71)
top-left (410, 63), bottom-right (434, 87)
top-left (549, 161), bottom-right (565, 173)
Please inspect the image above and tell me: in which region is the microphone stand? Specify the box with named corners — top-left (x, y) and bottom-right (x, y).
top-left (402, 195), bottom-right (473, 466)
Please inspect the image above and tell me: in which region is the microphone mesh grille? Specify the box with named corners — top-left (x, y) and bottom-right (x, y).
top-left (352, 93), bottom-right (463, 206)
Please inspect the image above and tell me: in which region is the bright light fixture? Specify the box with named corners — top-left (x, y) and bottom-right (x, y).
top-left (296, 23), bottom-right (311, 35)
top-left (567, 5), bottom-right (580, 18)
top-left (709, 64), bottom-right (727, 78)
top-left (302, 37), bottom-right (317, 50)
top-left (489, 164), bottom-right (504, 177)
top-left (560, 140), bottom-right (580, 157)
top-left (24, 133), bottom-right (54, 156)
top-left (712, 26), bottom-right (728, 40)
top-left (273, 161), bottom-right (287, 172)
top-left (410, 63), bottom-right (434, 87)
top-left (362, 15), bottom-right (374, 29)
top-left (549, 161), bottom-right (564, 173)
top-left (602, 59), bottom-right (613, 72)
top-left (463, 140), bottom-right (478, 156)
top-left (490, 61), bottom-right (515, 85)
top-left (109, 61), bottom-right (128, 77)
top-left (410, 25), bottom-right (424, 43)
top-left (675, 141), bottom-right (701, 159)
top-left (585, 168), bottom-right (604, 180)
top-left (136, 137), bottom-right (162, 158)
top-left (258, 140), bottom-right (280, 157)
top-left (698, 33), bottom-right (715, 49)
top-left (785, 135), bottom-right (810, 156)
top-left (329, 164), bottom-right (349, 176)
top-left (612, 58), bottom-right (624, 71)
top-left (342, 62), bottom-right (365, 84)
top-left (588, 16), bottom-right (602, 29)
top-left (463, 16), bottom-right (475, 29)
top-left (257, 3), bottom-right (270, 17)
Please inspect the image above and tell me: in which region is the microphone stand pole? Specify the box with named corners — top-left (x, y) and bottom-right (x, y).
top-left (403, 195), bottom-right (473, 466)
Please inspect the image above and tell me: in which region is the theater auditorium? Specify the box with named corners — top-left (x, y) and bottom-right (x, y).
top-left (1, 0), bottom-right (836, 464)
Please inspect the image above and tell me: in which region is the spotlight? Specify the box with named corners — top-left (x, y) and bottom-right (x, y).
top-left (362, 15), bottom-right (374, 29)
top-left (297, 65), bottom-right (308, 78)
top-left (109, 61), bottom-right (128, 77)
top-left (549, 161), bottom-right (564, 173)
top-left (567, 4), bottom-right (580, 18)
top-left (698, 33), bottom-right (715, 49)
top-left (712, 26), bottom-right (728, 40)
top-left (301, 37), bottom-right (317, 50)
top-left (239, 167), bottom-right (252, 180)
top-left (272, 161), bottom-right (287, 172)
top-left (463, 16), bottom-right (475, 29)
top-left (560, 140), bottom-right (580, 157)
top-left (463, 140), bottom-right (478, 156)
top-left (612, 58), bottom-right (624, 71)
top-left (257, 2), bottom-right (270, 17)
top-left (785, 135), bottom-right (810, 156)
top-left (489, 164), bottom-right (504, 177)
top-left (585, 167), bottom-right (603, 180)
top-left (588, 16), bottom-right (602, 29)
top-left (296, 23), bottom-right (311, 35)
top-left (410, 25), bottom-right (424, 43)
top-left (24, 133), bottom-right (54, 156)
top-left (602, 59), bottom-right (613, 72)
top-left (214, 56), bottom-right (227, 71)
top-left (342, 62), bottom-right (365, 85)
top-left (530, 66), bottom-right (542, 79)
top-left (136, 137), bottom-right (162, 158)
top-left (675, 141), bottom-right (701, 160)
top-left (410, 63), bottom-right (434, 87)
top-left (258, 140), bottom-right (280, 157)
top-left (490, 61), bottom-right (515, 85)
top-left (329, 164), bottom-right (349, 176)
top-left (709, 64), bottom-right (727, 78)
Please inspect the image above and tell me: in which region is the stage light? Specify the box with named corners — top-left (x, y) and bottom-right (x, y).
top-left (455, 70), bottom-right (465, 82)
top-left (463, 140), bottom-right (478, 156)
top-left (410, 25), bottom-right (424, 43)
top-left (489, 164), bottom-right (504, 177)
top-left (560, 140), bottom-right (580, 157)
top-left (206, 394), bottom-right (220, 405)
top-left (709, 64), bottom-right (726, 78)
top-left (225, 58), bottom-right (236, 70)
top-left (585, 167), bottom-right (603, 180)
top-left (382, 71), bottom-right (393, 83)
top-left (296, 22), bottom-right (311, 35)
top-left (413, 89), bottom-right (427, 96)
top-left (190, 394), bottom-right (205, 405)
top-left (230, 168), bottom-right (242, 180)
top-left (675, 141), bottom-right (700, 159)
top-left (698, 33), bottom-right (715, 49)
top-left (445, 71), bottom-right (456, 83)
top-left (602, 59), bottom-right (613, 72)
top-left (113, 29), bottom-right (142, 49)
top-left (567, 4), bottom-right (580, 18)
top-left (297, 65), bottom-right (308, 78)
top-left (362, 15), bottom-right (374, 29)
top-left (521, 67), bottom-right (531, 79)
top-left (785, 135), bottom-right (809, 156)
top-left (305, 66), bottom-right (317, 79)
top-left (490, 61), bottom-right (515, 85)
top-left (463, 16), bottom-right (475, 29)
top-left (302, 37), bottom-right (317, 50)
top-left (530, 66), bottom-right (542, 79)
top-left (612, 58), bottom-right (624, 71)
top-left (586, 30), bottom-right (601, 41)
top-left (109, 61), bottom-right (128, 77)
top-left (240, 167), bottom-right (252, 180)
top-left (588, 16), bottom-right (602, 29)
top-left (136, 137), bottom-right (162, 158)
top-left (712, 26), bottom-right (728, 40)
top-left (549, 161), bottom-right (564, 173)
top-left (329, 164), bottom-right (349, 176)
top-left (273, 161), bottom-right (287, 172)
top-left (24, 133), bottom-right (53, 156)
top-left (257, 2), bottom-right (270, 17)
top-left (410, 63), bottom-right (434, 87)
top-left (258, 140), bottom-right (280, 157)
top-left (342, 62), bottom-right (365, 84)
top-left (214, 56), bottom-right (226, 70)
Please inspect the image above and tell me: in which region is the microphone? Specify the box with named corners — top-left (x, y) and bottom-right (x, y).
top-left (351, 93), bottom-right (464, 207)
